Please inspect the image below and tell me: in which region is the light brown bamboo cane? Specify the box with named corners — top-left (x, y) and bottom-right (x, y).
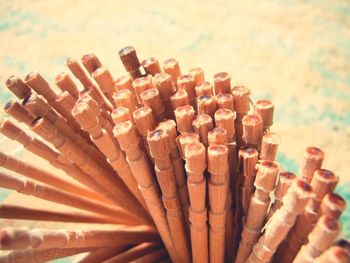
top-left (91, 66), bottom-right (117, 107)
top-left (0, 226), bottom-right (159, 250)
top-left (245, 180), bottom-right (314, 263)
top-left (5, 75), bottom-right (32, 100)
top-left (0, 172), bottom-right (140, 225)
top-left (185, 142), bottom-right (208, 263)
top-left (178, 74), bottom-right (196, 108)
top-left (147, 129), bottom-right (191, 263)
top-left (171, 90), bottom-right (190, 111)
top-left (154, 73), bottom-right (176, 119)
top-left (213, 72), bottom-right (231, 95)
top-left (78, 246), bottom-right (128, 263)
top-left (299, 146), bottom-right (324, 183)
top-left (208, 144), bottom-right (229, 263)
top-left (192, 114), bottom-right (213, 147)
top-left (189, 67), bottom-right (205, 86)
top-left (104, 243), bottom-right (160, 263)
top-left (55, 72), bottom-right (80, 99)
top-left (216, 93), bottom-right (234, 111)
top-left (142, 57), bottom-right (162, 76)
top-left (163, 58), bottom-right (181, 89)
top-left (260, 132), bottom-right (280, 161)
top-left (195, 82), bottom-right (213, 97)
top-left (119, 46), bottom-right (145, 80)
top-left (314, 240), bottom-right (350, 263)
top-left (254, 100), bottom-right (274, 132)
top-left (4, 101), bottom-right (34, 126)
top-left (113, 121), bottom-right (177, 262)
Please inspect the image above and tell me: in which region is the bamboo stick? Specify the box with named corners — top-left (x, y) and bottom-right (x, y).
top-left (213, 72), bottom-right (231, 95)
top-left (5, 75), bottom-right (32, 100)
top-left (189, 67), bottom-right (205, 86)
top-left (55, 72), bottom-right (80, 99)
top-left (178, 74), bottom-right (196, 108)
top-left (142, 57), bottom-right (162, 76)
top-left (195, 82), bottom-right (213, 97)
top-left (154, 73), bottom-right (176, 119)
top-left (119, 46), bottom-right (145, 80)
top-left (78, 246), bottom-right (128, 263)
top-left (104, 243), bottom-right (160, 263)
top-left (4, 101), bottom-right (34, 126)
top-left (163, 58), bottom-right (181, 89)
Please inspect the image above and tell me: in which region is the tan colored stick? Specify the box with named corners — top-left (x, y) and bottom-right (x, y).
top-left (132, 75), bottom-right (154, 104)
top-left (91, 67), bottom-right (117, 107)
top-left (157, 120), bottom-right (191, 236)
top-left (113, 89), bottom-right (138, 113)
top-left (321, 193), bottom-right (346, 219)
top-left (30, 117), bottom-right (146, 218)
top-left (132, 247), bottom-right (168, 263)
top-left (0, 151), bottom-right (104, 202)
top-left (278, 169), bottom-right (338, 262)
top-left (245, 180), bottom-right (314, 263)
top-left (113, 121), bottom-right (177, 262)
top-left (260, 132), bottom-right (280, 161)
top-left (147, 129), bottom-right (191, 263)
top-left (294, 215), bottom-right (340, 263)
top-left (208, 127), bottom-right (228, 146)
top-left (5, 75), bottom-right (32, 99)
top-left (176, 132), bottom-right (200, 159)
top-left (254, 100), bottom-right (274, 132)
top-left (213, 72), bottom-right (231, 95)
top-left (55, 72), bottom-right (80, 99)
top-left (208, 144), bottom-right (229, 263)
top-left (78, 246), bottom-right (128, 263)
top-left (232, 86), bottom-right (251, 149)
top-left (81, 53), bottom-right (102, 74)
top-left (142, 57), bottom-right (162, 76)
top-left (314, 240), bottom-right (350, 263)
top-left (185, 142), bottom-right (208, 263)
top-left (0, 226), bottom-right (159, 250)
top-left (104, 243), bottom-right (160, 263)
top-left (140, 88), bottom-right (165, 121)
top-left (119, 46), bottom-right (145, 80)
top-left (0, 247), bottom-right (93, 263)
top-left (0, 204), bottom-right (125, 224)
top-left (163, 58), bottom-right (181, 88)
top-left (175, 105), bottom-right (195, 134)
top-left (189, 67), bottom-right (205, 86)
top-left (235, 160), bottom-right (279, 263)
top-left (300, 146), bottom-right (324, 183)
top-left (195, 82), bottom-right (213, 97)
top-left (0, 172), bottom-right (140, 225)
top-left (154, 73), bottom-right (176, 119)
top-left (0, 119), bottom-right (113, 203)
top-left (72, 100), bottom-right (149, 214)
top-left (111, 107), bottom-right (134, 124)
top-left (4, 101), bottom-right (34, 126)
top-left (216, 93), bottom-right (234, 111)
top-left (267, 171), bottom-right (296, 220)
top-left (178, 74), bottom-right (196, 108)
top-left (171, 90), bottom-right (190, 111)
top-left (197, 95), bottom-right (217, 118)
top-left (115, 75), bottom-right (135, 93)
top-left (66, 57), bottom-right (94, 89)
top-left (193, 114), bottom-right (213, 147)
top-left (242, 114), bottom-right (263, 150)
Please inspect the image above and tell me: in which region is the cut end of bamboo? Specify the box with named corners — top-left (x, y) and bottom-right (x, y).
top-left (321, 193), bottom-right (346, 219)
top-left (119, 46), bottom-right (141, 72)
top-left (5, 75), bottom-right (32, 100)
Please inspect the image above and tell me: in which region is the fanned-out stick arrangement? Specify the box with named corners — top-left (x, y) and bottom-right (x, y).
top-left (0, 46), bottom-right (348, 263)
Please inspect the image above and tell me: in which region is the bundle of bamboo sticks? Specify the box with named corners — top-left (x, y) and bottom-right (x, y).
top-left (0, 46), bottom-right (348, 263)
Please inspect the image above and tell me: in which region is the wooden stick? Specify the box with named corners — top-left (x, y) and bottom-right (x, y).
top-left (157, 120), bottom-right (191, 236)
top-left (119, 46), bottom-right (145, 80)
top-left (78, 246), bottom-right (128, 263)
top-left (260, 132), bottom-right (280, 161)
top-left (0, 119), bottom-right (114, 203)
top-left (4, 101), bottom-right (34, 126)
top-left (279, 169), bottom-right (339, 262)
top-left (0, 172), bottom-right (140, 225)
top-left (132, 247), bottom-right (168, 263)
top-left (163, 58), bottom-right (181, 88)
top-left (140, 88), bottom-right (165, 121)
top-left (314, 240), bottom-right (350, 263)
top-left (216, 93), bottom-right (234, 111)
top-left (30, 117), bottom-right (145, 218)
top-left (208, 144), bottom-right (229, 263)
top-left (0, 204), bottom-right (126, 224)
top-left (132, 75), bottom-right (154, 104)
top-left (321, 193), bottom-right (346, 220)
top-left (55, 72), bottom-right (80, 99)
top-left (197, 95), bottom-right (217, 118)
top-left (208, 127), bottom-right (228, 146)
top-left (104, 243), bottom-right (160, 263)
top-left (177, 74), bottom-right (196, 108)
top-left (195, 82), bottom-right (213, 97)
top-left (147, 129), bottom-right (191, 263)
top-left (171, 89), bottom-right (190, 111)
top-left (175, 105), bottom-right (195, 134)
top-left (192, 114), bottom-right (213, 147)
top-left (0, 226), bottom-right (159, 250)
top-left (294, 215), bottom-right (340, 263)
top-left (176, 132), bottom-right (200, 160)
top-left (232, 86), bottom-right (251, 149)
top-left (254, 100), bottom-right (274, 132)
top-left (0, 151), bottom-right (104, 202)
top-left (72, 99), bottom-right (150, 216)
top-left (111, 107), bottom-right (134, 124)
top-left (81, 53), bottom-right (102, 74)
top-left (245, 180), bottom-right (314, 263)
top-left (154, 73), bottom-right (176, 119)
top-left (242, 114), bottom-right (263, 150)
top-left (185, 142), bottom-right (208, 263)
top-left (300, 146), bottom-right (324, 183)
top-left (0, 247), bottom-right (93, 263)
top-left (213, 72), bottom-right (231, 95)
top-left (5, 75), bottom-right (32, 100)
top-left (91, 67), bottom-right (117, 107)
top-left (235, 160), bottom-right (279, 262)
top-left (66, 57), bottom-right (94, 89)
top-left (142, 57), bottom-right (162, 76)
top-left (113, 121), bottom-right (177, 262)
top-left (113, 89), bottom-right (138, 113)
top-left (267, 171), bottom-right (296, 220)
top-left (190, 67), bottom-right (205, 86)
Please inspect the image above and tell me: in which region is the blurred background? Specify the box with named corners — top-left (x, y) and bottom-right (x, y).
top-left (0, 0), bottom-right (349, 259)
